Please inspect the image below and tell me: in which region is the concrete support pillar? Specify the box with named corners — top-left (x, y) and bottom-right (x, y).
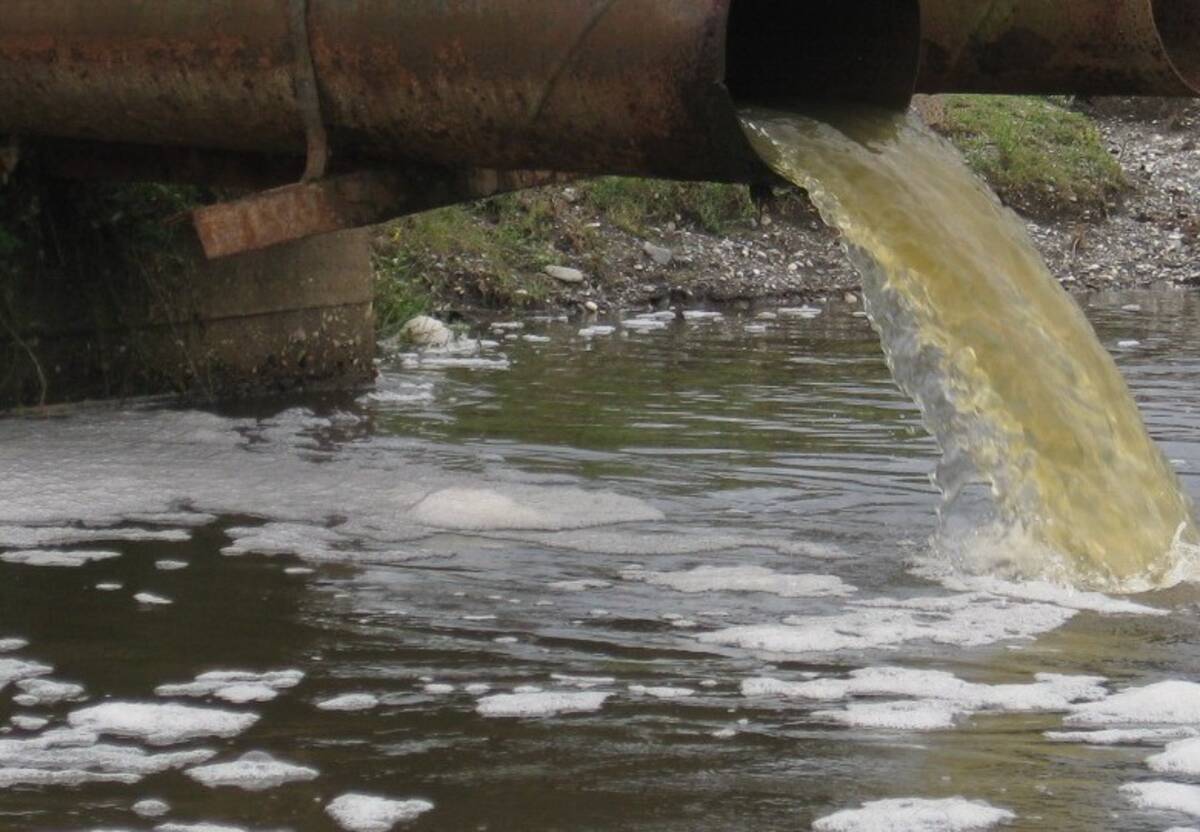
top-left (0, 228), bottom-right (375, 407)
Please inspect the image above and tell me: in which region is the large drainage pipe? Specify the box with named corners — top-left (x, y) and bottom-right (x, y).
top-left (917, 0), bottom-right (1200, 96)
top-left (0, 0), bottom-right (920, 184)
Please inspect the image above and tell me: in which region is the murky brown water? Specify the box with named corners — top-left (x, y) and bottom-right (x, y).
top-left (1, 294), bottom-right (1200, 831)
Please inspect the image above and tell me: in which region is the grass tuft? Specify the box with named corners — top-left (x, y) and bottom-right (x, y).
top-left (938, 95), bottom-right (1128, 218)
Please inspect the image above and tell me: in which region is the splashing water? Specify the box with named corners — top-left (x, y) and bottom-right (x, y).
top-left (740, 107), bottom-right (1196, 589)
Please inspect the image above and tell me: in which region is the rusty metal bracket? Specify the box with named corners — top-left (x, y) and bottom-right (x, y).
top-left (287, 0), bottom-right (329, 182)
top-left (192, 167), bottom-right (574, 259)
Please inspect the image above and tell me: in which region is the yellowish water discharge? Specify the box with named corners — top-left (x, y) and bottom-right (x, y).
top-left (741, 107), bottom-right (1195, 587)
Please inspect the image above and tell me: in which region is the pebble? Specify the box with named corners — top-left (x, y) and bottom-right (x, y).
top-left (642, 242), bottom-right (674, 267)
top-left (544, 266), bottom-right (585, 284)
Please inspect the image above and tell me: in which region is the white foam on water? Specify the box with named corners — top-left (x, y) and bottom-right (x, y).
top-left (68, 702), bottom-right (259, 745)
top-left (578, 325), bottom-right (616, 338)
top-left (745, 667), bottom-right (1105, 731)
top-left (11, 715), bottom-right (48, 731)
top-left (813, 797), bottom-right (1015, 831)
top-left (548, 579), bottom-right (612, 591)
top-left (1045, 727), bottom-right (1200, 746)
top-left (0, 657), bottom-right (53, 691)
top-left (927, 571), bottom-right (1167, 616)
top-left (155, 824), bottom-right (255, 832)
top-left (551, 674), bottom-right (616, 690)
top-left (1, 549), bottom-right (121, 567)
top-left (0, 638), bottom-right (27, 652)
top-left (625, 565), bottom-right (855, 598)
top-left (364, 381), bottom-right (437, 406)
top-left (621, 318), bottom-right (669, 332)
top-left (700, 593), bottom-right (1075, 655)
top-left (400, 354), bottom-right (510, 371)
top-left (326, 793), bottom-right (435, 832)
top-left (133, 799), bottom-right (171, 818)
top-left (0, 526), bottom-right (190, 548)
top-left (96, 582), bottom-right (124, 591)
top-left (185, 751), bottom-right (319, 791)
top-left (683, 311), bottom-right (724, 322)
top-left (423, 684), bottom-right (455, 695)
top-left (156, 670), bottom-right (302, 705)
top-left (410, 486), bottom-right (662, 532)
top-left (777, 306), bottom-right (823, 319)
top-left (814, 700), bottom-right (960, 731)
top-left (316, 693), bottom-right (379, 712)
top-left (628, 685), bottom-right (695, 699)
top-left (16, 677), bottom-right (86, 705)
top-left (221, 522), bottom-right (419, 565)
top-left (0, 408), bottom-right (668, 570)
top-left (1067, 681), bottom-right (1200, 727)
top-left (1149, 738), bottom-right (1200, 776)
top-left (1122, 782), bottom-right (1200, 817)
top-left (745, 667), bottom-right (1105, 711)
top-left (156, 560), bottom-right (189, 571)
top-left (464, 683), bottom-right (491, 695)
top-left (476, 691), bottom-right (609, 718)
top-left (0, 729), bottom-right (216, 786)
top-left (135, 593), bottom-right (173, 606)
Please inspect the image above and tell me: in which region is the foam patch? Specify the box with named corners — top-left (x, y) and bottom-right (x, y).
top-left (185, 751), bottom-right (319, 791)
top-left (1, 549), bottom-right (121, 567)
top-left (326, 793), bottom-right (435, 832)
top-left (700, 594), bottom-right (1074, 654)
top-left (68, 702), bottom-right (259, 746)
top-left (476, 691), bottom-right (609, 718)
top-left (624, 565), bottom-right (855, 598)
top-left (0, 728), bottom-right (216, 787)
top-left (1067, 681), bottom-right (1200, 727)
top-left (316, 694), bottom-right (379, 712)
top-left (813, 797), bottom-right (1015, 831)
top-left (1122, 782), bottom-right (1200, 817)
top-left (1149, 738), bottom-right (1200, 776)
top-left (156, 670), bottom-right (303, 705)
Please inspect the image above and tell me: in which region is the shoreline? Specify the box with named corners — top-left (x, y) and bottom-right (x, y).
top-left (382, 98), bottom-right (1199, 326)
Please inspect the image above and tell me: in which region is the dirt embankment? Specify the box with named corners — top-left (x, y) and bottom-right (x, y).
top-left (375, 97), bottom-right (1200, 326)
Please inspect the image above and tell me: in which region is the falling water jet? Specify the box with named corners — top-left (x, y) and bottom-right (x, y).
top-left (740, 106), bottom-right (1197, 589)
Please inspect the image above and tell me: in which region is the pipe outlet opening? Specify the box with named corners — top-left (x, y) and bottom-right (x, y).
top-left (725, 0), bottom-right (921, 110)
top-left (1152, 0), bottom-right (1200, 93)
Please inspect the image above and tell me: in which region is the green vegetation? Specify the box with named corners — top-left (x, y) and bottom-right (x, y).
top-left (371, 179), bottom-right (754, 331)
top-left (939, 95), bottom-right (1128, 217)
top-left (0, 172), bottom-right (204, 405)
top-left (577, 178), bottom-right (754, 235)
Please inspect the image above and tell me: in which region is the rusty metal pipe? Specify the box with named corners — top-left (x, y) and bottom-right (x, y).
top-left (0, 1), bottom-right (921, 184)
top-left (916, 0), bottom-right (1200, 96)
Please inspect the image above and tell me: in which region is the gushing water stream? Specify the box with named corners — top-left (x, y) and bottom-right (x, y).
top-left (740, 107), bottom-right (1197, 589)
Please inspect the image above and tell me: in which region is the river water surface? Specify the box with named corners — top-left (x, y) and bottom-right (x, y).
top-left (2, 293), bottom-right (1200, 831)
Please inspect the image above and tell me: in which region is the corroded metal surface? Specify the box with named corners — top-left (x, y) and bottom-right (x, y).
top-left (193, 168), bottom-right (574, 258)
top-left (917, 0), bottom-right (1200, 95)
top-left (0, 1), bottom-right (923, 184)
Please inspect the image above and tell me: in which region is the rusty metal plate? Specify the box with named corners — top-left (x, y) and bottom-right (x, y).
top-left (192, 167), bottom-right (573, 259)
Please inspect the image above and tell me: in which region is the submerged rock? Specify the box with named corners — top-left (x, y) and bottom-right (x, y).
top-left (398, 316), bottom-right (453, 348)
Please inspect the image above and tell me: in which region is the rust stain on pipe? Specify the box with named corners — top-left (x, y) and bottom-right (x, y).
top-left (917, 0), bottom-right (1200, 96)
top-left (0, 1), bottom-right (922, 184)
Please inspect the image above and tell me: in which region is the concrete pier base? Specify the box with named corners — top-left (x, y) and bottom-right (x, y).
top-left (1, 228), bottom-right (375, 407)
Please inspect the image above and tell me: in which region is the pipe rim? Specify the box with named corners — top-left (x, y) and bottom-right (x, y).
top-left (1151, 0), bottom-right (1200, 94)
